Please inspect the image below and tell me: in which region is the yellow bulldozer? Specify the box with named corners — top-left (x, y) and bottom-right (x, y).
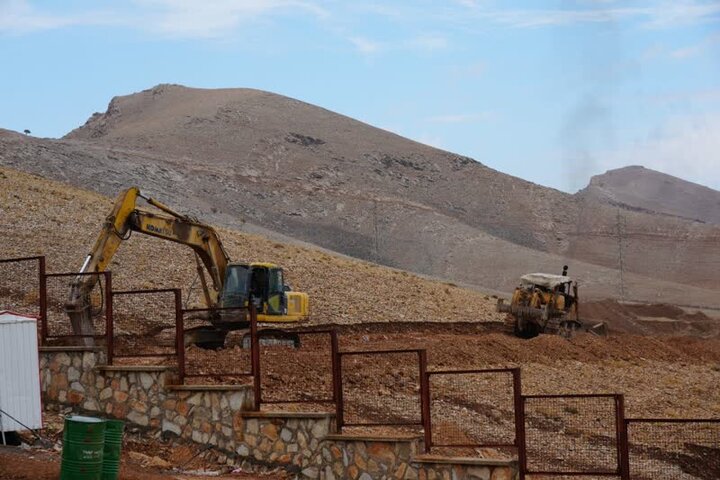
top-left (65, 187), bottom-right (309, 348)
top-left (497, 266), bottom-right (606, 338)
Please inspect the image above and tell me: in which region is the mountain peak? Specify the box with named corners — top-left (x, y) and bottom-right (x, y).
top-left (584, 166), bottom-right (720, 224)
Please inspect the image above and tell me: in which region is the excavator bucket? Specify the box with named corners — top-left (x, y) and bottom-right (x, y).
top-left (184, 325), bottom-right (229, 350)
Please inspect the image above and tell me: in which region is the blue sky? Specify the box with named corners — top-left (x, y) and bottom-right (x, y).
top-left (1, 1), bottom-right (719, 192)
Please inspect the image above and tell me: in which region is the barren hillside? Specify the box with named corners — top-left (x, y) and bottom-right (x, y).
top-left (0, 166), bottom-right (502, 325)
top-left (2, 84), bottom-right (720, 306)
top-left (2, 165), bottom-right (720, 436)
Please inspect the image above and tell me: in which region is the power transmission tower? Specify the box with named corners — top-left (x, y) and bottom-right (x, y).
top-left (373, 200), bottom-right (380, 263)
top-left (616, 208), bottom-right (626, 300)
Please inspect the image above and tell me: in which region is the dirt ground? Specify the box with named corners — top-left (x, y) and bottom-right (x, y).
top-left (0, 447), bottom-right (288, 479)
top-left (121, 318), bottom-right (720, 419)
top-left (103, 314), bottom-right (720, 419)
top-left (582, 299), bottom-right (720, 338)
top-left (0, 410), bottom-right (289, 480)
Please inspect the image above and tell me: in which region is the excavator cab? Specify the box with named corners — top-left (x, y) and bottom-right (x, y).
top-left (219, 262), bottom-right (307, 322)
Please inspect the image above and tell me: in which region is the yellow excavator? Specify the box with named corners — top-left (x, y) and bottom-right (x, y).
top-left (65, 187), bottom-right (309, 347)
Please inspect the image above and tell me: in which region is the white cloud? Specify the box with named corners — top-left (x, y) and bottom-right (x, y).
top-left (647, 87), bottom-right (720, 106)
top-left (134, 0), bottom-right (327, 38)
top-left (407, 35), bottom-right (448, 51)
top-left (449, 62), bottom-right (486, 79)
top-left (0, 0), bottom-right (116, 34)
top-left (348, 34), bottom-right (449, 56)
top-left (456, 1), bottom-right (720, 29)
top-left (641, 0), bottom-right (720, 28)
top-left (597, 113), bottom-right (720, 190)
top-left (414, 134), bottom-right (445, 149)
top-left (425, 112), bottom-right (493, 124)
top-left (454, 0), bottom-right (480, 8)
top-left (349, 36), bottom-right (382, 55)
top-left (3, 0), bottom-right (719, 40)
top-left (669, 32), bottom-right (720, 59)
top-left (0, 0), bottom-right (327, 37)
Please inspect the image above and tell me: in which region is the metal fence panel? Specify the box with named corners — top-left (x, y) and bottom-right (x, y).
top-left (257, 330), bottom-right (337, 410)
top-left (337, 349), bottom-right (427, 432)
top-left (427, 368), bottom-right (519, 453)
top-left (108, 289), bottom-right (180, 363)
top-left (0, 256), bottom-right (43, 318)
top-left (178, 306), bottom-right (255, 385)
top-left (626, 419), bottom-right (720, 480)
top-left (522, 394), bottom-right (623, 476)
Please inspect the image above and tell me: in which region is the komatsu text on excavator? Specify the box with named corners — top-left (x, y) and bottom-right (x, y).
top-left (65, 187), bottom-right (309, 347)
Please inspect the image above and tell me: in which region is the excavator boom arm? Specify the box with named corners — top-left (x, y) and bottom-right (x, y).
top-left (67, 187), bottom-right (230, 337)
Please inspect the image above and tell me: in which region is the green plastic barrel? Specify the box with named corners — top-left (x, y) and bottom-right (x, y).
top-left (60, 415), bottom-right (106, 480)
top-left (101, 419), bottom-right (125, 480)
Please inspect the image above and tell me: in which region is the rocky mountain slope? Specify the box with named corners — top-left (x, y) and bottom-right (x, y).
top-left (2, 84), bottom-right (719, 306)
top-left (581, 165), bottom-right (720, 225)
top-left (0, 167), bottom-right (502, 325)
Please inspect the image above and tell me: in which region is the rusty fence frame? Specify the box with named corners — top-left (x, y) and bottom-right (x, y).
top-left (40, 270), bottom-right (113, 345)
top-left (106, 288), bottom-right (182, 365)
top-left (518, 393), bottom-right (628, 480)
top-left (425, 367), bottom-right (522, 453)
top-left (178, 304), bottom-right (258, 386)
top-left (255, 328), bottom-right (339, 410)
top-left (336, 348), bottom-right (431, 450)
top-left (624, 417), bottom-right (720, 479)
top-left (0, 255), bottom-right (46, 330)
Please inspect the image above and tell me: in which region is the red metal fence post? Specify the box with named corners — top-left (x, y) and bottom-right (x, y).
top-left (177, 308), bottom-right (186, 384)
top-left (517, 394), bottom-right (527, 480)
top-left (616, 394), bottom-right (630, 480)
top-left (335, 352), bottom-right (344, 432)
top-left (250, 304), bottom-right (261, 411)
top-left (38, 256), bottom-right (47, 345)
top-left (513, 369), bottom-right (526, 480)
top-left (419, 349), bottom-right (432, 453)
top-left (330, 330), bottom-right (339, 403)
top-left (106, 289), bottom-right (114, 365)
top-left (104, 272), bottom-right (113, 364)
top-left (173, 289), bottom-right (183, 383)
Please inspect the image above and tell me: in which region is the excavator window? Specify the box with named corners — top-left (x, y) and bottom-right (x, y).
top-left (221, 265), bottom-right (251, 307)
top-left (267, 268), bottom-right (286, 315)
top-left (250, 267), bottom-right (268, 303)
top-left (268, 268), bottom-right (284, 294)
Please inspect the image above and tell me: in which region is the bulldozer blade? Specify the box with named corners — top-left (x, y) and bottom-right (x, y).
top-left (585, 321), bottom-right (609, 336)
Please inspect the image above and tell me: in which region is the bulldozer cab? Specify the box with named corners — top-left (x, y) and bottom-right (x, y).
top-left (519, 273), bottom-right (576, 310)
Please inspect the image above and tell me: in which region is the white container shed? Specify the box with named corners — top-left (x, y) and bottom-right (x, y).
top-left (0, 311), bottom-right (42, 438)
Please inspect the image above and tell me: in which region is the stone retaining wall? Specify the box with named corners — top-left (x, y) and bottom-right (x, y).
top-left (39, 348), bottom-right (518, 479)
top-left (39, 349), bottom-right (253, 452)
top-left (235, 412), bottom-right (334, 474)
top-left (307, 437), bottom-right (517, 480)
